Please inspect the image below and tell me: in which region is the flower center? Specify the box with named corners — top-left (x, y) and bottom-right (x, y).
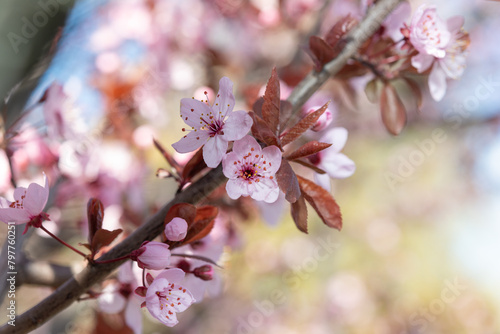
top-left (242, 168), bottom-right (255, 180)
top-left (9, 192), bottom-right (26, 209)
top-left (419, 14), bottom-right (443, 46)
top-left (308, 153), bottom-right (321, 166)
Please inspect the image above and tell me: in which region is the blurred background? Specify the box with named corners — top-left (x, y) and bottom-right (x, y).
top-left (0, 0), bottom-right (499, 333)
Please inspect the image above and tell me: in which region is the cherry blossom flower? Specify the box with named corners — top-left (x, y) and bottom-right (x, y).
top-left (98, 262), bottom-right (143, 334)
top-left (130, 241), bottom-right (171, 270)
top-left (42, 82), bottom-right (75, 140)
top-left (409, 5), bottom-right (451, 62)
top-left (144, 268), bottom-right (195, 327)
top-left (301, 91), bottom-right (336, 132)
top-left (172, 77), bottom-right (253, 168)
top-left (308, 128), bottom-right (355, 191)
top-left (427, 17), bottom-right (469, 101)
top-left (0, 175), bottom-right (50, 230)
top-left (165, 217), bottom-right (188, 241)
top-left (408, 5), bottom-right (469, 101)
top-left (222, 135), bottom-right (282, 203)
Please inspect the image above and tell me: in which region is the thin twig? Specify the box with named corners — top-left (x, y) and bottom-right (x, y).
top-left (0, 1), bottom-right (403, 332)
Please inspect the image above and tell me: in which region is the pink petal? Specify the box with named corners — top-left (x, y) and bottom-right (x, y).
top-left (256, 192), bottom-right (286, 226)
top-left (203, 136), bottom-right (228, 168)
top-left (411, 53), bottom-right (434, 73)
top-left (250, 178), bottom-right (280, 203)
top-left (98, 283), bottom-right (126, 314)
top-left (321, 127), bottom-right (348, 152)
top-left (125, 299), bottom-right (143, 334)
top-left (261, 145), bottom-right (282, 175)
top-left (164, 217), bottom-right (188, 241)
top-left (0, 198), bottom-right (12, 209)
top-left (213, 77), bottom-right (235, 118)
top-left (180, 98), bottom-right (212, 128)
top-left (0, 208), bottom-right (31, 224)
top-left (314, 173), bottom-right (331, 191)
top-left (226, 178), bottom-right (249, 200)
top-left (137, 242), bottom-right (171, 270)
top-left (429, 62), bottom-right (447, 101)
top-left (172, 130), bottom-right (209, 154)
top-left (24, 176), bottom-right (49, 216)
top-left (222, 152), bottom-right (240, 179)
top-left (232, 135), bottom-right (262, 157)
top-left (13, 187), bottom-right (27, 202)
top-left (118, 261), bottom-right (135, 284)
top-left (155, 268), bottom-right (186, 284)
top-left (321, 153), bottom-right (356, 179)
top-left (221, 110), bottom-right (253, 141)
top-left (447, 16), bottom-right (464, 34)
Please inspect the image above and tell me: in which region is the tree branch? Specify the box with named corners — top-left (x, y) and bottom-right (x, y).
top-left (287, 0), bottom-right (403, 114)
top-left (0, 0), bottom-right (402, 332)
top-left (17, 260), bottom-right (77, 288)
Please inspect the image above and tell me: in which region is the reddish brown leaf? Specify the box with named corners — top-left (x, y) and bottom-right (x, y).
top-left (276, 159), bottom-right (301, 203)
top-left (249, 112), bottom-right (281, 148)
top-left (297, 175), bottom-right (342, 230)
top-left (164, 203), bottom-right (197, 228)
top-left (291, 159), bottom-right (327, 174)
top-left (335, 63), bottom-right (369, 80)
top-left (325, 15), bottom-right (358, 50)
top-left (280, 102), bottom-right (329, 146)
top-left (309, 36), bottom-right (335, 71)
top-left (91, 229), bottom-right (123, 254)
top-left (252, 97), bottom-right (264, 118)
top-left (404, 77), bottom-right (423, 111)
top-left (261, 68), bottom-right (281, 134)
top-left (291, 195), bottom-right (308, 233)
top-left (170, 206), bottom-right (219, 248)
top-left (380, 83), bottom-right (407, 135)
top-left (87, 198), bottom-right (104, 244)
top-left (285, 141), bottom-right (332, 161)
top-left (181, 148), bottom-right (207, 181)
top-left (279, 100), bottom-right (293, 133)
top-left (153, 138), bottom-right (182, 174)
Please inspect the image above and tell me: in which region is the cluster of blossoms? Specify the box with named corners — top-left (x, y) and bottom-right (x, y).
top-left (0, 0), bottom-right (473, 331)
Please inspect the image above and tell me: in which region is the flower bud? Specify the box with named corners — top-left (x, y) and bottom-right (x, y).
top-left (164, 217), bottom-right (188, 241)
top-left (193, 265), bottom-right (214, 281)
top-left (130, 241), bottom-right (171, 270)
top-left (305, 106), bottom-right (333, 132)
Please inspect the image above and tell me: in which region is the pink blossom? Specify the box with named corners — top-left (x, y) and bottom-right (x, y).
top-left (427, 17), bottom-right (469, 101)
top-left (409, 5), bottom-right (450, 61)
top-left (42, 82), bottom-right (75, 140)
top-left (145, 268), bottom-right (195, 327)
top-left (308, 128), bottom-right (355, 191)
top-left (0, 150), bottom-right (11, 194)
top-left (0, 174), bottom-right (50, 227)
top-left (98, 262), bottom-right (143, 334)
top-left (130, 241), bottom-right (171, 270)
top-left (222, 135), bottom-right (281, 203)
top-left (165, 217), bottom-right (188, 241)
top-left (172, 77), bottom-right (253, 168)
top-left (301, 91), bottom-right (336, 132)
top-left (304, 105), bottom-right (334, 132)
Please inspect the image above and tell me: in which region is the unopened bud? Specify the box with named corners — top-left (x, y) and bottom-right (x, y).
top-left (165, 217), bottom-right (188, 241)
top-left (193, 265), bottom-right (214, 281)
